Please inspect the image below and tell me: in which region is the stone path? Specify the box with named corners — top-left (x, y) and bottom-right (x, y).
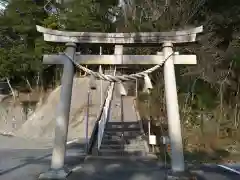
top-left (0, 138), bottom-right (86, 180)
top-left (110, 88), bottom-right (138, 123)
top-left (107, 90), bottom-right (147, 155)
top-left (68, 157), bottom-right (165, 180)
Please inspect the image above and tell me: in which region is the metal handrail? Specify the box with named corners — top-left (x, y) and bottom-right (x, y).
top-left (97, 82), bottom-right (115, 150)
top-left (85, 82), bottom-right (112, 154)
top-left (97, 67), bottom-right (116, 150)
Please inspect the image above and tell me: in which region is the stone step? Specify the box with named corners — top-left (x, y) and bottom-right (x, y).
top-left (100, 143), bottom-right (146, 150)
top-left (101, 139), bottom-right (122, 145)
top-left (97, 148), bottom-right (147, 157)
top-left (101, 136), bottom-right (142, 143)
top-left (86, 154), bottom-right (158, 160)
top-left (100, 146), bottom-right (146, 152)
top-left (107, 121), bottom-right (139, 125)
top-left (106, 121), bottom-right (140, 129)
top-left (101, 140), bottom-right (142, 146)
top-left (101, 135), bottom-right (145, 146)
top-left (104, 131), bottom-right (142, 136)
top-left (102, 139), bottom-right (145, 146)
top-left (102, 138), bottom-right (124, 145)
top-left (102, 134), bottom-right (122, 140)
top-left (105, 127), bottom-right (141, 132)
top-left (103, 132), bottom-right (144, 140)
top-left (103, 133), bottom-right (142, 140)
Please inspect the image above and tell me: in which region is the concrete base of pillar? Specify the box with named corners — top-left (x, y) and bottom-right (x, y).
top-left (38, 167), bottom-right (71, 180)
top-left (165, 169), bottom-right (205, 180)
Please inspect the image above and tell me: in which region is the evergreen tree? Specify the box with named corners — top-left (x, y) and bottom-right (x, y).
top-left (0, 0), bottom-right (118, 82)
top-left (0, 0), bottom-right (47, 81)
top-left (60, 0), bottom-right (117, 32)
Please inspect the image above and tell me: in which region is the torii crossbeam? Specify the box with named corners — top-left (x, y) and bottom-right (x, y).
top-left (36, 25), bottom-right (202, 44)
top-left (36, 25), bottom-right (203, 180)
top-left (43, 53), bottom-right (197, 65)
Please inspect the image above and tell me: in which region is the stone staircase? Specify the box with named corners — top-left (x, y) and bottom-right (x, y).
top-left (90, 87), bottom-right (150, 158)
top-left (92, 121), bottom-right (147, 158)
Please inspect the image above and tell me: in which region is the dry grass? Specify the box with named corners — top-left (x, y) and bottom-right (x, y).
top-left (137, 94), bottom-right (240, 164)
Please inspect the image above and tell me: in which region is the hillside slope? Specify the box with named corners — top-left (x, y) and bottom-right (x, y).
top-left (11, 77), bottom-right (109, 141)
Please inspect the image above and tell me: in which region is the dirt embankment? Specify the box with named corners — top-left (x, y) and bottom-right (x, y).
top-left (0, 77), bottom-right (109, 141)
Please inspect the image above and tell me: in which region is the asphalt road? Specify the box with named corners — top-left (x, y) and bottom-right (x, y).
top-left (0, 136), bottom-right (86, 180)
top-left (0, 136), bottom-right (51, 180)
top-left (199, 164), bottom-right (240, 180)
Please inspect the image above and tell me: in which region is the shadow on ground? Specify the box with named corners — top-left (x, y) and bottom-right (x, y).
top-left (68, 157), bottom-right (166, 180)
top-left (0, 140), bottom-right (86, 180)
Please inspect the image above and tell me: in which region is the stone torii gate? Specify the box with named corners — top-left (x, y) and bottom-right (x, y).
top-left (36, 25), bottom-right (203, 179)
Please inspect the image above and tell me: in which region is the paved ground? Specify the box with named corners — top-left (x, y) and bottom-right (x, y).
top-left (1, 141), bottom-right (239, 180)
top-left (110, 88), bottom-right (138, 123)
top-left (67, 158), bottom-right (240, 180)
top-left (122, 96), bottom-right (138, 122)
top-left (224, 164), bottom-right (240, 172)
top-left (0, 137), bottom-right (86, 180)
top-left (68, 157), bottom-right (165, 180)
top-left (198, 164), bottom-right (240, 180)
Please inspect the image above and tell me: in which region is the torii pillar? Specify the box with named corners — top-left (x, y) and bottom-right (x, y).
top-left (162, 42), bottom-right (185, 172)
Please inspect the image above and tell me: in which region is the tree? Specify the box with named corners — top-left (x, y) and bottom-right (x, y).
top-left (59, 0), bottom-right (117, 32)
top-left (0, 0), bottom-right (48, 82)
top-left (0, 0), bottom-right (118, 84)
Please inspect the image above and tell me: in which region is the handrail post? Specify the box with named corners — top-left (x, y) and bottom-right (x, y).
top-left (99, 65), bottom-right (103, 106)
top-left (85, 90), bottom-right (91, 153)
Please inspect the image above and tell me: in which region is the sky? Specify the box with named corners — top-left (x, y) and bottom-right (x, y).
top-left (0, 0), bottom-right (8, 12)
